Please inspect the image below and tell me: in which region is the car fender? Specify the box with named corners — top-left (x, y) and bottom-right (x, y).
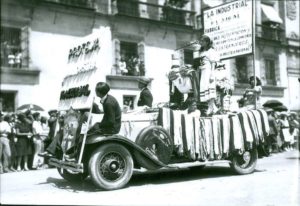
top-left (85, 134), bottom-right (167, 168)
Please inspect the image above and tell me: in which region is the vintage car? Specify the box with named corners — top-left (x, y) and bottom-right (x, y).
top-left (48, 29), bottom-right (269, 190)
top-left (49, 104), bottom-right (269, 190)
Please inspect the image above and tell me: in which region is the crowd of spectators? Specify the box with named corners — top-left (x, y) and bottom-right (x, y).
top-left (266, 110), bottom-right (299, 154)
top-left (0, 109), bottom-right (60, 174)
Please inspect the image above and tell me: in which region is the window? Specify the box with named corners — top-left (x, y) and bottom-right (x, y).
top-left (123, 95), bottom-right (135, 112)
top-left (183, 49), bottom-right (193, 65)
top-left (265, 58), bottom-right (276, 85)
top-left (1, 26), bottom-right (29, 68)
top-left (120, 41), bottom-right (138, 61)
top-left (235, 56), bottom-right (248, 83)
top-left (116, 0), bottom-right (139, 16)
top-left (115, 40), bottom-right (145, 76)
top-left (0, 91), bottom-right (16, 112)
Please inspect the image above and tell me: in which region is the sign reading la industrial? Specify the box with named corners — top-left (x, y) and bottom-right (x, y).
top-left (203, 0), bottom-right (252, 59)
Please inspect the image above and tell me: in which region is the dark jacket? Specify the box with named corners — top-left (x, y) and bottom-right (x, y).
top-left (138, 88), bottom-right (153, 107)
top-left (268, 115), bottom-right (279, 136)
top-left (98, 94), bottom-right (122, 134)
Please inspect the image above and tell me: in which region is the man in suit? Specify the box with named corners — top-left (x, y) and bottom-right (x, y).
top-left (87, 82), bottom-right (122, 135)
top-left (39, 82), bottom-right (121, 158)
top-left (137, 77), bottom-right (153, 108)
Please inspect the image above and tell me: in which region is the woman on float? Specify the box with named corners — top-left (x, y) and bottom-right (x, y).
top-left (195, 35), bottom-right (220, 116)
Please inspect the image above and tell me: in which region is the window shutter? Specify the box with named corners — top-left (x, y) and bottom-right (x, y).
top-left (21, 26), bottom-right (30, 67)
top-left (138, 42), bottom-right (145, 75)
top-left (178, 49), bottom-right (184, 67)
top-left (113, 38), bottom-right (120, 74)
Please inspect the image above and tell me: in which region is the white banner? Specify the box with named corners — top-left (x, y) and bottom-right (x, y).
top-left (203, 0), bottom-right (253, 59)
top-left (58, 28), bottom-right (111, 110)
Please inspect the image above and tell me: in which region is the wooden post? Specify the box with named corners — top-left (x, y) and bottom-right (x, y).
top-left (78, 97), bottom-right (95, 164)
top-left (252, 0), bottom-right (257, 109)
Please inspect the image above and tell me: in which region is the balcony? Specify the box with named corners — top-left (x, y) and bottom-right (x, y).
top-left (256, 24), bottom-right (285, 43)
top-left (112, 0), bottom-right (196, 27)
top-left (41, 0), bottom-right (95, 9)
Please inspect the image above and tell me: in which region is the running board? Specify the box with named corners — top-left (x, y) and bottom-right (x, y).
top-left (49, 158), bottom-right (84, 173)
top-left (134, 160), bottom-right (231, 173)
top-left (168, 160), bottom-right (231, 169)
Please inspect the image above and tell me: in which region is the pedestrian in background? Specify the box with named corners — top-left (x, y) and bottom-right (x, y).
top-left (4, 113), bottom-right (17, 171)
top-left (288, 113), bottom-right (299, 150)
top-left (46, 110), bottom-right (58, 149)
top-left (266, 108), bottom-right (279, 153)
top-left (278, 113), bottom-right (291, 151)
top-left (32, 112), bottom-right (47, 169)
top-left (15, 113), bottom-right (33, 171)
top-left (274, 112), bottom-right (283, 152)
top-left (0, 111), bottom-right (12, 173)
top-left (39, 112), bottom-right (65, 158)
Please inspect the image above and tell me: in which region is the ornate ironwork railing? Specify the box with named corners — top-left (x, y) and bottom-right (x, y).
top-left (256, 24), bottom-right (285, 42)
top-left (42, 0), bottom-right (95, 9)
top-left (112, 0), bottom-right (196, 27)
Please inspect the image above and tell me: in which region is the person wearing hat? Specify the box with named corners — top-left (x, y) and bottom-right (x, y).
top-left (137, 77), bottom-right (153, 108)
top-left (242, 76), bottom-right (262, 110)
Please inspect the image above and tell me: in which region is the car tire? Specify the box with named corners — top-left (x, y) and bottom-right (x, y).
top-left (230, 149), bottom-right (258, 175)
top-left (88, 143), bottom-right (133, 190)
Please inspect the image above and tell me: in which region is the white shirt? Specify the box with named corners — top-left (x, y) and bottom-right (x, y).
top-left (0, 121), bottom-right (11, 137)
top-left (32, 120), bottom-right (43, 135)
top-left (100, 94), bottom-right (108, 104)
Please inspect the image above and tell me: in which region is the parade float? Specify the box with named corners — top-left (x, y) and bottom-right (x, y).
top-left (48, 0), bottom-right (269, 191)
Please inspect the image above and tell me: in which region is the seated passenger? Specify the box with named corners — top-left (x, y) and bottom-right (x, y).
top-left (39, 82), bottom-right (122, 158)
top-left (87, 82), bottom-right (122, 135)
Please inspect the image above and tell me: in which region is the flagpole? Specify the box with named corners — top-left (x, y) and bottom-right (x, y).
top-left (252, 0), bottom-right (257, 109)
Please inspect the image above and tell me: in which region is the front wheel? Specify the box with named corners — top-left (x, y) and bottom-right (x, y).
top-left (230, 149), bottom-right (258, 175)
top-left (88, 143), bottom-right (133, 190)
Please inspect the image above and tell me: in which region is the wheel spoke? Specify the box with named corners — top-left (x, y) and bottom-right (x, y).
top-left (236, 151), bottom-right (252, 168)
top-left (99, 152), bottom-right (126, 182)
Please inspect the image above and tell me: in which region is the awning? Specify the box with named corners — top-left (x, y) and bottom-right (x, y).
top-left (202, 0), bottom-right (223, 8)
top-left (261, 4), bottom-right (283, 24)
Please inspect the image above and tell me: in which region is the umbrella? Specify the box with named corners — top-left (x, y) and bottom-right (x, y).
top-left (273, 105), bottom-right (288, 112)
top-left (17, 104), bottom-right (44, 112)
top-left (262, 100), bottom-right (283, 108)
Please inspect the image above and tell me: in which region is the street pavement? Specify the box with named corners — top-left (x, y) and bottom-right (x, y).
top-left (1, 150), bottom-right (299, 206)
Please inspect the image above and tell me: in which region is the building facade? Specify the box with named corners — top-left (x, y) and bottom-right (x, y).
top-left (1, 0), bottom-right (299, 113)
